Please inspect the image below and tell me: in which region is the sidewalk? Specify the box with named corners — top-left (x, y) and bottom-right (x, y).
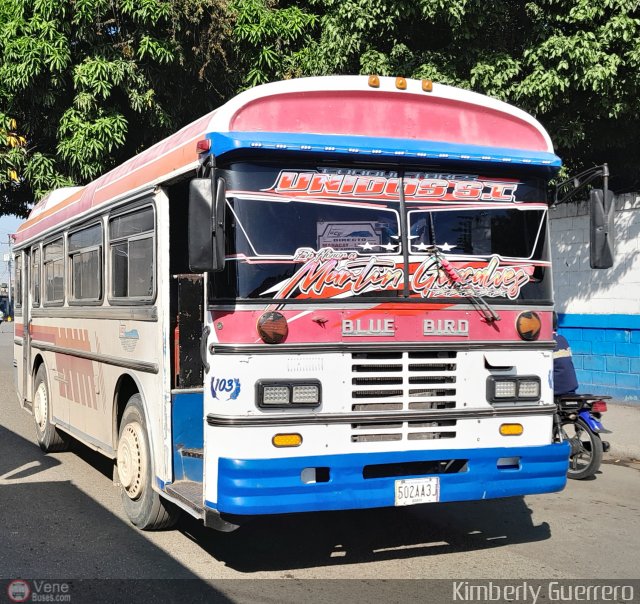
top-left (602, 401), bottom-right (640, 462)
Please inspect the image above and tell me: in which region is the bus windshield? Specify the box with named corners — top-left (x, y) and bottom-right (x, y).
top-left (210, 162), bottom-right (552, 304)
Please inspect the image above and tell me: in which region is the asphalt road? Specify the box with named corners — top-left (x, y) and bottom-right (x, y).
top-left (0, 326), bottom-right (638, 601)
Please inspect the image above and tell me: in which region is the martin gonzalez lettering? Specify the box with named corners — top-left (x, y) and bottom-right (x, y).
top-left (424, 319), bottom-right (469, 336)
top-left (342, 318), bottom-right (395, 336)
top-left (265, 249), bottom-right (532, 300)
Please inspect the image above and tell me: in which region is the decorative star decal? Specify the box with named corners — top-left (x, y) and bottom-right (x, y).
top-left (437, 242), bottom-right (456, 252)
top-left (381, 243), bottom-right (398, 251)
top-left (413, 242), bottom-right (430, 251)
top-left (359, 242), bottom-right (374, 250)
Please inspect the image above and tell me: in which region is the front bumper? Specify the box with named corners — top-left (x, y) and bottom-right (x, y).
top-left (207, 443), bottom-right (570, 515)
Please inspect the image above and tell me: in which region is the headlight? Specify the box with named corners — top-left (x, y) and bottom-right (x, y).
top-left (257, 380), bottom-right (321, 408)
top-left (487, 376), bottom-right (540, 403)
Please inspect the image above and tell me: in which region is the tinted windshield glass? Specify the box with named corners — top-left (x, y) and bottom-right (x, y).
top-left (229, 196), bottom-right (400, 257)
top-left (210, 162), bottom-right (552, 304)
top-left (408, 208), bottom-right (546, 259)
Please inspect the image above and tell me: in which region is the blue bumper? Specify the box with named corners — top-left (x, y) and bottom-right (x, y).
top-left (207, 443), bottom-right (570, 516)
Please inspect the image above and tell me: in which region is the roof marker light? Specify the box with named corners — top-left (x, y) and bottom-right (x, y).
top-left (368, 75), bottom-right (380, 88)
top-left (395, 77), bottom-right (407, 90)
top-left (422, 79), bottom-right (433, 92)
top-left (196, 139), bottom-right (211, 153)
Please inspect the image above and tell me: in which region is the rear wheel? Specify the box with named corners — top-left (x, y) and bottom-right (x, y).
top-left (33, 365), bottom-right (70, 453)
top-left (562, 418), bottom-right (603, 480)
top-left (117, 394), bottom-right (179, 530)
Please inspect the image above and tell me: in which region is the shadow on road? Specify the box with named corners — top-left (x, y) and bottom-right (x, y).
top-left (0, 425), bottom-right (230, 601)
top-left (179, 494), bottom-right (550, 573)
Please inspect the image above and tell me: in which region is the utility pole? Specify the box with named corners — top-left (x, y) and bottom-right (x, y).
top-left (7, 235), bottom-right (12, 319)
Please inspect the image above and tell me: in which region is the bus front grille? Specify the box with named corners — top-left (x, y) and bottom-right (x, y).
top-left (349, 351), bottom-right (459, 443)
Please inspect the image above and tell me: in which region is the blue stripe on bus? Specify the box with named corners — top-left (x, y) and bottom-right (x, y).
top-left (206, 131), bottom-right (563, 169)
top-left (205, 443), bottom-right (569, 515)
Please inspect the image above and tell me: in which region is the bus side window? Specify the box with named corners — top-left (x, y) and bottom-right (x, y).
top-left (44, 238), bottom-right (64, 305)
top-left (31, 246), bottom-right (41, 307)
top-left (14, 254), bottom-right (22, 309)
top-left (109, 206), bottom-right (155, 302)
top-left (68, 223), bottom-right (103, 303)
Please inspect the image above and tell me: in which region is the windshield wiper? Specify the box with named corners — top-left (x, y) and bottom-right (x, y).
top-left (426, 245), bottom-right (501, 323)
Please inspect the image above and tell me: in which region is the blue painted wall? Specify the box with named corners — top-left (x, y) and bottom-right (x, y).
top-left (558, 314), bottom-right (640, 403)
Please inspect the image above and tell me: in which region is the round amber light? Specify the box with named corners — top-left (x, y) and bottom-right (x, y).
top-left (516, 311), bottom-right (541, 341)
top-left (257, 311), bottom-right (289, 344)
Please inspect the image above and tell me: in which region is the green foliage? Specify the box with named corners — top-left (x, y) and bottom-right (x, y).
top-left (232, 0), bottom-right (318, 87)
top-left (236, 0), bottom-right (640, 190)
top-left (0, 0), bottom-right (235, 216)
top-left (3, 0), bottom-right (640, 218)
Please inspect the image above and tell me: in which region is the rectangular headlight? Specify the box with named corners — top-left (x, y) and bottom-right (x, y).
top-left (494, 380), bottom-right (517, 399)
top-left (487, 376), bottom-right (541, 403)
top-left (518, 380), bottom-right (540, 399)
top-left (262, 385), bottom-right (290, 405)
top-left (257, 381), bottom-right (321, 409)
top-left (292, 385), bottom-right (320, 404)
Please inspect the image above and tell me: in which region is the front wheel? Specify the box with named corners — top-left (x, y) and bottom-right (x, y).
top-left (117, 394), bottom-right (180, 530)
top-left (561, 418), bottom-right (603, 480)
top-left (33, 365), bottom-right (70, 453)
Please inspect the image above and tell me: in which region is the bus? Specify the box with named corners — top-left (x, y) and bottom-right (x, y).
top-left (13, 76), bottom-right (612, 531)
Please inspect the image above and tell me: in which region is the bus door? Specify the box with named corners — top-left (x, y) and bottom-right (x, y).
top-left (21, 249), bottom-right (31, 407)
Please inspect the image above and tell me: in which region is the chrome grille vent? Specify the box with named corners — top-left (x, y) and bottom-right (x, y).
top-left (350, 351), bottom-right (459, 442)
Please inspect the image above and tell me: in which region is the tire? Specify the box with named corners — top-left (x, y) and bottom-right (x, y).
top-left (562, 417), bottom-right (603, 480)
top-left (117, 394), bottom-right (180, 530)
top-left (33, 364), bottom-right (70, 453)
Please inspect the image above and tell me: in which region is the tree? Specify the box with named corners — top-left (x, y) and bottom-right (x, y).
top-left (0, 0), bottom-right (235, 216)
top-left (3, 0), bottom-right (640, 218)
top-left (236, 0), bottom-right (640, 191)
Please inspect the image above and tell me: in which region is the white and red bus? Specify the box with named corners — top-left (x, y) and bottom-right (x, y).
top-left (14, 76), bottom-right (605, 531)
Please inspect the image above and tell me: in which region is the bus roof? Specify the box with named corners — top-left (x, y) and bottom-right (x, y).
top-left (15, 75), bottom-right (559, 246)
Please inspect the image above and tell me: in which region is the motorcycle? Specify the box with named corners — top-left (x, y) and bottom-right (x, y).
top-left (554, 394), bottom-right (611, 480)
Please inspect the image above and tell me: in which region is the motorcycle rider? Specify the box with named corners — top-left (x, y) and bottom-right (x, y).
top-left (552, 312), bottom-right (579, 396)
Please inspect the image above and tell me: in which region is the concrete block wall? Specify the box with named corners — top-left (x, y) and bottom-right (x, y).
top-left (550, 193), bottom-right (640, 402)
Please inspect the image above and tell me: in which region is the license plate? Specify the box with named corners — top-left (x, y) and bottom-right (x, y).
top-left (394, 477), bottom-right (440, 506)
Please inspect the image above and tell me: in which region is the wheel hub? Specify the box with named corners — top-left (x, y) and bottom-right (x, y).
top-left (117, 422), bottom-right (146, 500)
top-left (33, 382), bottom-right (48, 431)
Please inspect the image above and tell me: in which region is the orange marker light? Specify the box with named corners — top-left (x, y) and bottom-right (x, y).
top-left (516, 311), bottom-right (541, 341)
top-left (273, 433), bottom-right (303, 447)
top-left (422, 79), bottom-right (433, 92)
top-left (368, 75), bottom-right (380, 88)
top-left (257, 311), bottom-right (289, 344)
top-left (395, 77), bottom-right (407, 90)
top-left (500, 423), bottom-right (524, 436)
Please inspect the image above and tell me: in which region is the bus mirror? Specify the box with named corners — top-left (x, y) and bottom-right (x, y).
top-left (188, 178), bottom-right (215, 272)
top-left (213, 178), bottom-right (226, 272)
top-left (589, 188), bottom-right (615, 269)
